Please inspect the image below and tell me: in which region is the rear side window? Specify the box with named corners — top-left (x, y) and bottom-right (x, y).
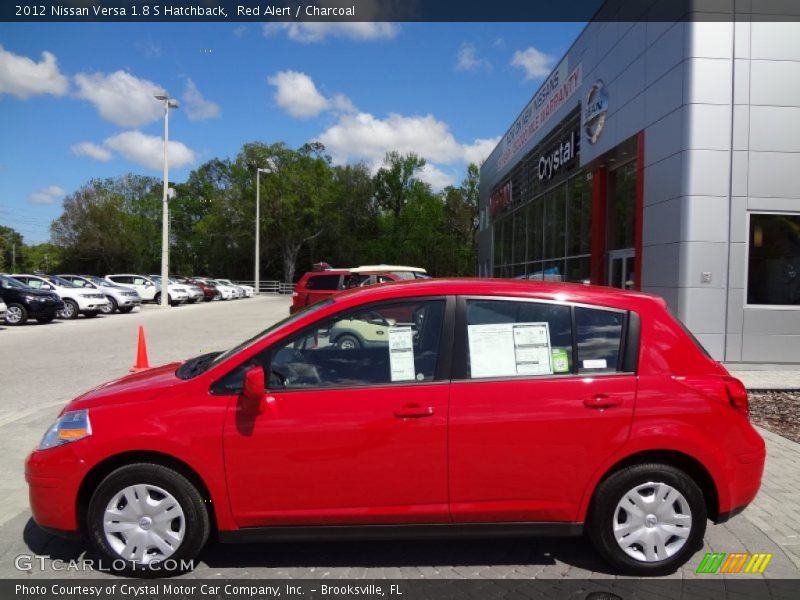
top-left (575, 307), bottom-right (625, 374)
top-left (305, 274), bottom-right (342, 291)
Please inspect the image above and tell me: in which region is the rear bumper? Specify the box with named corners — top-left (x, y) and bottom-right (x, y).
top-left (716, 442), bottom-right (766, 523)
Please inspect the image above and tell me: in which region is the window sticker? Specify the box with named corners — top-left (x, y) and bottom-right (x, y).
top-left (388, 326), bottom-right (416, 381)
top-left (552, 347), bottom-right (570, 373)
top-left (582, 359), bottom-right (608, 369)
top-left (468, 322), bottom-right (553, 378)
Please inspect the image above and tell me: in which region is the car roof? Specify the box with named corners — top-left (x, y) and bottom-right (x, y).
top-left (329, 278), bottom-right (666, 312)
top-left (350, 265), bottom-right (427, 273)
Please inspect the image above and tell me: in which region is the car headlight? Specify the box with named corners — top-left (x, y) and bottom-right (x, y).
top-left (24, 294), bottom-right (38, 302)
top-left (39, 410), bottom-right (92, 450)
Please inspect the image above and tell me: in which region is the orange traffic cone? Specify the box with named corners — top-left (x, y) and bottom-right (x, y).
top-left (129, 325), bottom-right (150, 372)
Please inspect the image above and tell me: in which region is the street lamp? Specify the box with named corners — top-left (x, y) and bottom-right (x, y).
top-left (154, 92), bottom-right (179, 307)
top-left (254, 159), bottom-right (276, 295)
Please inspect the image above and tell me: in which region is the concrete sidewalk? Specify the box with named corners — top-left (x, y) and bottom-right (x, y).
top-left (728, 369), bottom-right (800, 390)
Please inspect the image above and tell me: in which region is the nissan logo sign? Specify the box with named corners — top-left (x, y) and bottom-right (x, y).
top-left (584, 80), bottom-right (609, 145)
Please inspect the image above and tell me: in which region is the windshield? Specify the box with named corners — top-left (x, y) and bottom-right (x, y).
top-left (44, 275), bottom-right (78, 287)
top-left (0, 275), bottom-right (29, 290)
top-left (178, 299), bottom-right (335, 380)
top-left (87, 276), bottom-right (115, 288)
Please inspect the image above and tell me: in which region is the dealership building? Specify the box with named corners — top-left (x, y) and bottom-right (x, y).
top-left (478, 11), bottom-right (800, 363)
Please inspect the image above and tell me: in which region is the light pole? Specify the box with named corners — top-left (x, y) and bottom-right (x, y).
top-left (154, 92), bottom-right (179, 307)
top-left (254, 160), bottom-right (276, 295)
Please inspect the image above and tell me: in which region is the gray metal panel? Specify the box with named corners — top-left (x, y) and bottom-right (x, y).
top-left (733, 21), bottom-right (751, 60)
top-left (680, 242), bottom-right (729, 288)
top-left (733, 59), bottom-right (751, 105)
top-left (750, 60), bottom-right (800, 106)
top-left (730, 196), bottom-right (748, 243)
top-left (643, 197), bottom-right (682, 246)
top-left (726, 287), bottom-right (745, 334)
top-left (682, 196), bottom-right (730, 243)
top-left (748, 152), bottom-right (800, 198)
top-left (643, 108), bottom-right (684, 166)
top-left (687, 21), bottom-right (733, 58)
top-left (731, 150), bottom-right (749, 198)
top-left (644, 152), bottom-right (683, 205)
top-left (743, 309), bottom-right (800, 336)
top-left (645, 22), bottom-right (685, 87)
top-left (725, 333), bottom-right (743, 362)
top-left (641, 243), bottom-right (681, 287)
top-left (749, 106), bottom-right (800, 152)
top-left (685, 104), bottom-right (731, 151)
top-left (751, 22), bottom-right (800, 61)
top-left (679, 287), bottom-right (728, 334)
top-left (728, 242), bottom-right (747, 289)
top-left (732, 104), bottom-right (749, 150)
top-left (683, 150), bottom-right (731, 197)
top-left (684, 57), bottom-right (733, 105)
top-left (644, 62), bottom-right (684, 124)
top-left (747, 197), bottom-right (800, 212)
top-left (742, 335), bottom-right (800, 363)
top-left (693, 333), bottom-right (725, 359)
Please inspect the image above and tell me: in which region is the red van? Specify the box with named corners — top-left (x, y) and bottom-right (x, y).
top-left (26, 279), bottom-right (764, 575)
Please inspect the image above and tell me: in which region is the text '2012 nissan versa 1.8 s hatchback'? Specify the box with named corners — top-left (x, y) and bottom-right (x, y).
top-left (25, 279), bottom-right (765, 575)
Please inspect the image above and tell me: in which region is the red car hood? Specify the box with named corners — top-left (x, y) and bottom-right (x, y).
top-left (64, 362), bottom-right (184, 413)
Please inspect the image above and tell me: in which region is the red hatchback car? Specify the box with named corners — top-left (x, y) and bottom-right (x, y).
top-left (26, 279), bottom-right (765, 575)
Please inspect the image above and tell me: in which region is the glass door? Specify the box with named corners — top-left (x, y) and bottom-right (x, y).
top-left (607, 248), bottom-right (636, 289)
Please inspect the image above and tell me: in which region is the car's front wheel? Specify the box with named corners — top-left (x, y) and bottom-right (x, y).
top-left (4, 303), bottom-right (27, 325)
top-left (87, 463), bottom-right (210, 573)
top-left (101, 297), bottom-right (117, 314)
top-left (59, 299), bottom-right (79, 320)
top-left (587, 463), bottom-right (706, 576)
top-left (336, 334), bottom-right (361, 350)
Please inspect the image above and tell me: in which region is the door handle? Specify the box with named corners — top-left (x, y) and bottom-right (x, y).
top-left (583, 394), bottom-right (624, 409)
top-left (394, 403), bottom-right (434, 418)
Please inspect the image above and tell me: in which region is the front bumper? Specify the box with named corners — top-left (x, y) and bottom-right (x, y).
top-left (117, 296), bottom-right (142, 307)
top-left (26, 447), bottom-right (86, 534)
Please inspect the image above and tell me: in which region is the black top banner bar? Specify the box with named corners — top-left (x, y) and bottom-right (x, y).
top-left (4, 0), bottom-right (800, 23)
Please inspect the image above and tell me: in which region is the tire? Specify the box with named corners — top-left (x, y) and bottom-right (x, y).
top-left (587, 463), bottom-right (706, 576)
top-left (59, 298), bottom-right (79, 320)
top-left (86, 463), bottom-right (210, 574)
top-left (154, 293), bottom-right (172, 306)
top-left (84, 311), bottom-right (100, 318)
top-left (336, 334), bottom-right (361, 350)
top-left (4, 303), bottom-right (27, 325)
top-left (36, 315), bottom-right (55, 324)
top-left (101, 297), bottom-right (118, 315)
top-left (119, 306), bottom-right (134, 314)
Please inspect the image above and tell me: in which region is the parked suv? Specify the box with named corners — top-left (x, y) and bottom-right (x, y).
top-left (148, 276), bottom-right (190, 306)
top-left (105, 275), bottom-right (157, 303)
top-left (58, 275), bottom-right (141, 314)
top-left (290, 266), bottom-right (411, 313)
top-left (182, 278), bottom-right (220, 302)
top-left (26, 279), bottom-right (764, 575)
top-left (11, 274), bottom-right (109, 319)
top-left (0, 274), bottom-right (64, 325)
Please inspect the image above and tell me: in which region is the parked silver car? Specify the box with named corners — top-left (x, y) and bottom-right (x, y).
top-left (58, 275), bottom-right (142, 314)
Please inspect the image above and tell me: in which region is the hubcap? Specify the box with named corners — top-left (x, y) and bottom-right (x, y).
top-left (613, 481), bottom-right (692, 563)
top-left (101, 300), bottom-right (113, 314)
top-left (340, 338), bottom-right (356, 349)
top-left (60, 302), bottom-right (75, 318)
top-left (6, 306), bottom-right (22, 324)
top-left (103, 484), bottom-right (185, 564)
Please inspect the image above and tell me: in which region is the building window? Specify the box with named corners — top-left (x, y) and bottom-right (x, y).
top-left (748, 213), bottom-right (800, 306)
top-left (607, 161), bottom-right (636, 251)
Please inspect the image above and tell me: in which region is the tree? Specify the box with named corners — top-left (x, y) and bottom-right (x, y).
top-left (0, 225), bottom-right (24, 272)
top-left (373, 151), bottom-right (427, 218)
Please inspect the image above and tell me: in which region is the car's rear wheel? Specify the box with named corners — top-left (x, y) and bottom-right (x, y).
top-left (59, 299), bottom-right (79, 320)
top-left (336, 334), bottom-right (361, 350)
top-left (5, 303), bottom-right (27, 325)
top-left (101, 297), bottom-right (117, 314)
top-left (587, 463), bottom-right (706, 576)
top-left (87, 463), bottom-right (209, 574)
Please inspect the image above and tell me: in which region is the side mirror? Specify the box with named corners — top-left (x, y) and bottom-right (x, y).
top-left (240, 366), bottom-right (266, 415)
top-left (44, 284), bottom-right (54, 290)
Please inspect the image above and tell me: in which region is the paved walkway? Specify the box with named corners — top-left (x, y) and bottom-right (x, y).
top-left (728, 369), bottom-right (800, 390)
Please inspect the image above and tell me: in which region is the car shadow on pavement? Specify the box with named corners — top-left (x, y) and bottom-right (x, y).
top-left (23, 518), bottom-right (615, 576)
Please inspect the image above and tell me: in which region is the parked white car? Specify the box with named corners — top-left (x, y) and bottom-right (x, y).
top-left (148, 275), bottom-right (190, 305)
top-left (105, 274), bottom-right (157, 302)
top-left (170, 278), bottom-right (203, 303)
top-left (218, 279), bottom-right (251, 298)
top-left (11, 274), bottom-right (110, 320)
top-left (58, 274), bottom-right (142, 314)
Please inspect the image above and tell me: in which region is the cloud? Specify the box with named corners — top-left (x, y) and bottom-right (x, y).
top-left (71, 141), bottom-right (112, 162)
top-left (0, 45), bottom-right (68, 99)
top-left (263, 22), bottom-right (398, 43)
top-left (417, 164), bottom-right (456, 190)
top-left (455, 43), bottom-right (492, 72)
top-left (317, 111), bottom-right (498, 169)
top-left (182, 78), bottom-right (220, 121)
top-left (28, 185), bottom-right (66, 205)
top-left (267, 70), bottom-right (355, 119)
top-left (104, 131), bottom-right (196, 171)
top-left (74, 70), bottom-right (164, 127)
top-left (233, 25), bottom-right (247, 38)
top-left (510, 47), bottom-right (556, 80)
top-left (135, 40), bottom-right (162, 59)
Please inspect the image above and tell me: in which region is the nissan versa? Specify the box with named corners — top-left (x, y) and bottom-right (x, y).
top-left (25, 279), bottom-right (765, 575)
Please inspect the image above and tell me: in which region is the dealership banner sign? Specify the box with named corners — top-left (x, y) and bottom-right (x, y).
top-left (497, 61), bottom-right (582, 172)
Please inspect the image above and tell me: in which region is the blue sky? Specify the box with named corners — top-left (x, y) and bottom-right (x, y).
top-left (0, 21), bottom-right (584, 243)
